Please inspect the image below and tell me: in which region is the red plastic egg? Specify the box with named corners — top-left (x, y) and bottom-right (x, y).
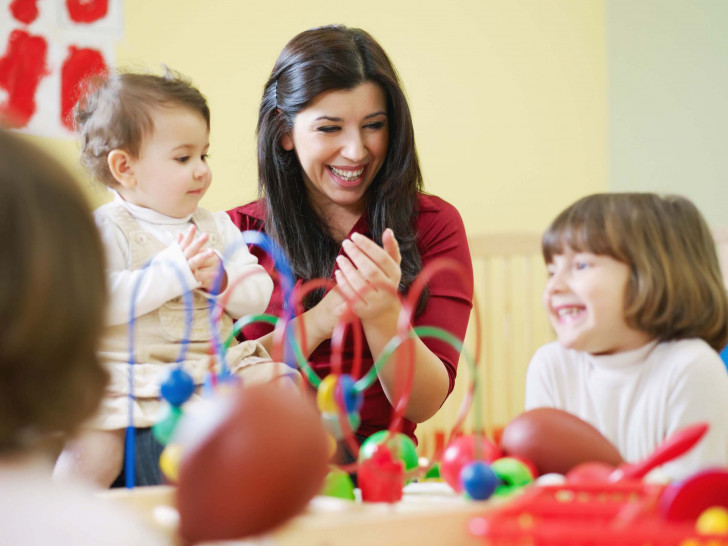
top-left (176, 384), bottom-right (330, 543)
top-left (500, 408), bottom-right (623, 475)
top-left (566, 461), bottom-right (615, 483)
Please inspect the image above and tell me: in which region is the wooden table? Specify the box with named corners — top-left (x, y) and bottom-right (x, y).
top-left (102, 482), bottom-right (499, 545)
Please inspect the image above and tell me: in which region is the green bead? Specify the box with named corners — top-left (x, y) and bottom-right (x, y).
top-left (320, 469), bottom-right (356, 500)
top-left (425, 462), bottom-right (441, 480)
top-left (491, 457), bottom-right (533, 497)
top-left (358, 431), bottom-right (419, 471)
top-left (152, 404), bottom-right (183, 445)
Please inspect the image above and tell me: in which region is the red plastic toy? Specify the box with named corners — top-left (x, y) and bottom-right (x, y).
top-left (469, 481), bottom-right (728, 546)
top-left (358, 444), bottom-right (404, 503)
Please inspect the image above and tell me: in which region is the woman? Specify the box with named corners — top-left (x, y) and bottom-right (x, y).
top-left (228, 25), bottom-right (473, 452)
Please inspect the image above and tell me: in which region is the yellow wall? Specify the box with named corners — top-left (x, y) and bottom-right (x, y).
top-left (30, 0), bottom-right (607, 237)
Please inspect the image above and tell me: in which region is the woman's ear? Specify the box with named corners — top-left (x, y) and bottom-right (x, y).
top-left (280, 133), bottom-right (294, 151)
top-left (107, 150), bottom-right (136, 188)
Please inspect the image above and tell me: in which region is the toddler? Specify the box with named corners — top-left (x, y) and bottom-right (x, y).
top-left (54, 70), bottom-right (281, 488)
top-left (526, 192), bottom-right (728, 480)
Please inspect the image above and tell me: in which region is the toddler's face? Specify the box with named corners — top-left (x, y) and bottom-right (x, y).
top-left (542, 248), bottom-right (651, 355)
top-left (123, 106), bottom-right (211, 218)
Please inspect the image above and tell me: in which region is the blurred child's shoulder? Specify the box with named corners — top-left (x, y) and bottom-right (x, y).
top-left (653, 338), bottom-right (724, 367)
top-left (650, 339), bottom-right (727, 384)
top-left (530, 341), bottom-right (585, 367)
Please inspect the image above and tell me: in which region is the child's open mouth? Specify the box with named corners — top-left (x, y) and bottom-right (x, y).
top-left (556, 306), bottom-right (586, 322)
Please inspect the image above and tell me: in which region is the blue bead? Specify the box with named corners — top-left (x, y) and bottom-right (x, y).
top-left (460, 461), bottom-right (499, 500)
top-left (337, 374), bottom-right (363, 413)
top-left (160, 367), bottom-right (195, 406)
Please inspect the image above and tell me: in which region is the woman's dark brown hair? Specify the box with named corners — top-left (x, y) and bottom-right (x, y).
top-left (257, 25), bottom-right (427, 311)
top-left (542, 192), bottom-right (728, 351)
top-left (0, 130), bottom-right (108, 452)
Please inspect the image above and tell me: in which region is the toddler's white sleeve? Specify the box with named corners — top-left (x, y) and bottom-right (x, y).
top-left (211, 212), bottom-right (274, 319)
top-left (95, 211), bottom-right (200, 326)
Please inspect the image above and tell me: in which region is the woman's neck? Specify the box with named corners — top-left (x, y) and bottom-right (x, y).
top-left (309, 199), bottom-right (364, 242)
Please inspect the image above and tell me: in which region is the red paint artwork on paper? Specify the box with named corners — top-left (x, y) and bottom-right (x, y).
top-left (60, 46), bottom-right (107, 130)
top-left (9, 0), bottom-right (40, 24)
top-left (65, 0), bottom-right (109, 23)
top-left (0, 30), bottom-right (48, 128)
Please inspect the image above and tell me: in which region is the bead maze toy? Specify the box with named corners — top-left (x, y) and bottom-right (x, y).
top-left (116, 230), bottom-right (728, 545)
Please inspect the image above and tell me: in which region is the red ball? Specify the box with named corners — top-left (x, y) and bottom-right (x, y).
top-left (566, 461), bottom-right (615, 483)
top-left (441, 434), bottom-right (502, 493)
top-left (501, 408), bottom-right (623, 475)
top-left (176, 384), bottom-right (330, 543)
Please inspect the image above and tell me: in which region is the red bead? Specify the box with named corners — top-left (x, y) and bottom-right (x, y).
top-left (441, 434), bottom-right (502, 493)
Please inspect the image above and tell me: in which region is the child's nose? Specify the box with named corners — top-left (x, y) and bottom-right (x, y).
top-left (194, 161), bottom-right (210, 179)
top-left (545, 269), bottom-right (567, 293)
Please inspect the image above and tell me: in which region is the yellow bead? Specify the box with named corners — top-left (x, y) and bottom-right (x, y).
top-left (696, 506), bottom-right (728, 536)
top-left (317, 374), bottom-right (340, 413)
top-left (159, 443), bottom-right (184, 483)
top-left (327, 434), bottom-right (338, 458)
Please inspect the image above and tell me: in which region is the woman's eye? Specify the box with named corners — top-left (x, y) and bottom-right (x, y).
top-left (317, 126), bottom-right (340, 133)
top-left (364, 121), bottom-right (385, 130)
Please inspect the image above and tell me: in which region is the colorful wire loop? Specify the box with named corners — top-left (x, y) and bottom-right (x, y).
top-left (126, 259), bottom-right (194, 489)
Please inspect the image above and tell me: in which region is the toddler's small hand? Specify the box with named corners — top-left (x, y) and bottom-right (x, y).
top-left (177, 225), bottom-right (209, 259)
top-left (192, 250), bottom-right (227, 293)
top-left (177, 225), bottom-right (227, 292)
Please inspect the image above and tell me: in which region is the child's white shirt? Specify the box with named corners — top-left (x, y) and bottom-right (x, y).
top-left (525, 338), bottom-right (728, 480)
top-left (95, 191), bottom-right (273, 326)
top-left (0, 454), bottom-right (166, 545)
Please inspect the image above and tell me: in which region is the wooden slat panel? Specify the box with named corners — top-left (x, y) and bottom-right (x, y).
top-left (417, 232), bottom-right (552, 453)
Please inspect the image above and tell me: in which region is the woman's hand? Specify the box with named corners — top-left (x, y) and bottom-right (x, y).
top-left (302, 287), bottom-right (347, 347)
top-left (334, 228), bottom-right (402, 323)
top-left (334, 229), bottom-right (449, 422)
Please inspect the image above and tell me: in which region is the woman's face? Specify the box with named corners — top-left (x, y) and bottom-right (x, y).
top-left (282, 82), bottom-right (389, 219)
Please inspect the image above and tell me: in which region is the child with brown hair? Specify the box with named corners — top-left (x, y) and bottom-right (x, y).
top-left (53, 69), bottom-right (283, 488)
top-left (0, 129), bottom-right (164, 544)
top-left (526, 192), bottom-right (728, 480)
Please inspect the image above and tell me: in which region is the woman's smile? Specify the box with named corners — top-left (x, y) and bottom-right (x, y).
top-left (327, 164), bottom-right (367, 185)
top-left (282, 82), bottom-right (389, 218)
